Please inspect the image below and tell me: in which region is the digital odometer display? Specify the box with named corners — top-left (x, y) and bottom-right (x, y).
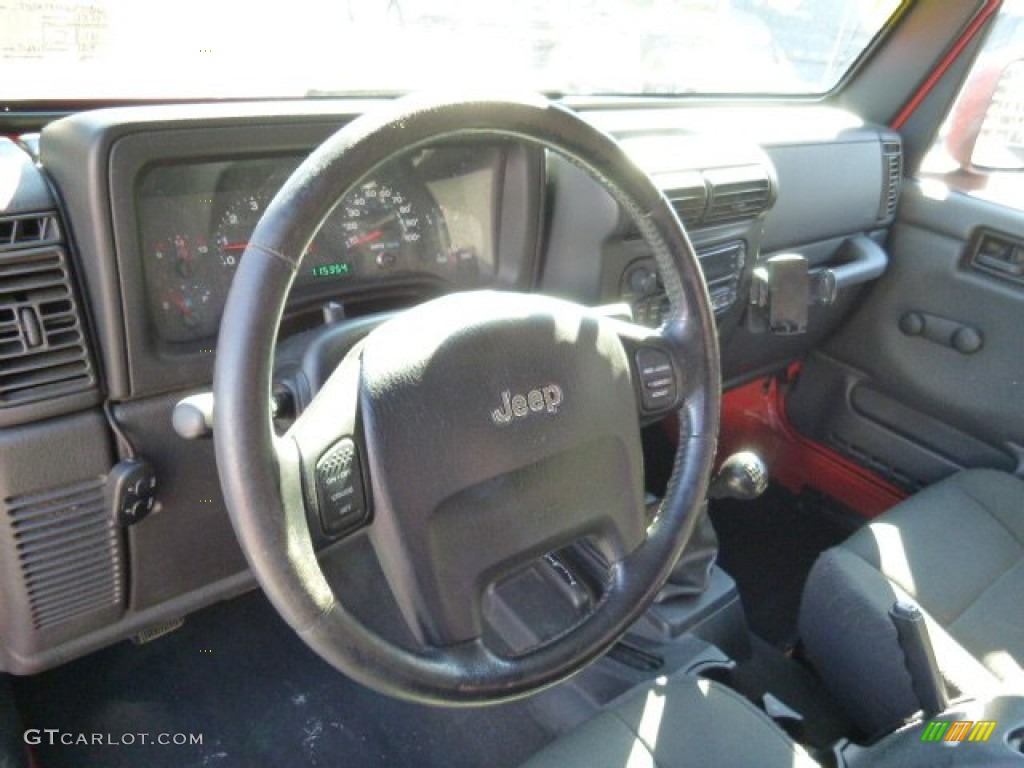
top-left (311, 262), bottom-right (353, 279)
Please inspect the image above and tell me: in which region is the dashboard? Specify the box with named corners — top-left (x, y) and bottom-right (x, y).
top-left (32, 111), bottom-right (544, 396)
top-left (0, 99), bottom-right (901, 675)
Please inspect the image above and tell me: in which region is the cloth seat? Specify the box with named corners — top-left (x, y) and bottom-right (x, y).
top-left (521, 673), bottom-right (818, 768)
top-left (799, 469), bottom-right (1024, 735)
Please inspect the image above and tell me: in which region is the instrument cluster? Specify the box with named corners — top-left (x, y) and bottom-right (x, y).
top-left (136, 144), bottom-right (503, 342)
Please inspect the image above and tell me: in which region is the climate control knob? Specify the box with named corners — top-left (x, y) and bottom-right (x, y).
top-left (628, 265), bottom-right (660, 296)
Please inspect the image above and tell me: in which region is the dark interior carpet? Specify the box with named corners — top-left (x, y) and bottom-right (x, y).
top-left (710, 484), bottom-right (862, 647)
top-left (1, 675), bottom-right (27, 768)
top-left (12, 591), bottom-right (554, 768)
top-left (728, 634), bottom-right (858, 749)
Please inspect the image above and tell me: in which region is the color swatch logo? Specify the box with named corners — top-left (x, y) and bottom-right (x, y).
top-left (921, 720), bottom-right (997, 743)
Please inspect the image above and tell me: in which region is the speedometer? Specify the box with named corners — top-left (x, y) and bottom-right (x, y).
top-left (338, 180), bottom-right (421, 265)
top-left (306, 176), bottom-right (443, 282)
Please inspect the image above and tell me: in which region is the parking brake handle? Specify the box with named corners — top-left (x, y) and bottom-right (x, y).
top-left (890, 600), bottom-right (950, 717)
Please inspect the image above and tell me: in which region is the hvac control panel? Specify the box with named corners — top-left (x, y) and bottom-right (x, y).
top-left (621, 241), bottom-right (746, 327)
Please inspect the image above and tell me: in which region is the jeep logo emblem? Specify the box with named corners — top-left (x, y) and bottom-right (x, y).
top-left (491, 384), bottom-right (563, 425)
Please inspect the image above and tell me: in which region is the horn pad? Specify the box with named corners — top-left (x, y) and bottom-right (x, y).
top-left (359, 291), bottom-right (647, 645)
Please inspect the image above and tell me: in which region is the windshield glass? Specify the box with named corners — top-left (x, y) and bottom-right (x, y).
top-left (2, 0), bottom-right (902, 101)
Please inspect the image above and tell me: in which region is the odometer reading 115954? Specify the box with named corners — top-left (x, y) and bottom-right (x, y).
top-left (311, 262), bottom-right (352, 279)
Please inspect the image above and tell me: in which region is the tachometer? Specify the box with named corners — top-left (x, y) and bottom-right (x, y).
top-left (214, 193), bottom-right (267, 275)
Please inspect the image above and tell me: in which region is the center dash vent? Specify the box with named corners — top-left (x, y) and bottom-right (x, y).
top-left (6, 476), bottom-right (123, 630)
top-left (654, 170), bottom-right (708, 228)
top-left (644, 165), bottom-right (773, 234)
top-left (703, 166), bottom-right (772, 225)
top-left (0, 223), bottom-right (96, 407)
top-left (667, 187), bottom-right (708, 228)
top-left (879, 140), bottom-right (903, 222)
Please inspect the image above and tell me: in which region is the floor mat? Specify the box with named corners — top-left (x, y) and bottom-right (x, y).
top-left (710, 485), bottom-right (862, 647)
top-left (13, 591), bottom-right (553, 768)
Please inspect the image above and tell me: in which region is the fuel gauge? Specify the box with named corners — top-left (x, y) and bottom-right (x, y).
top-left (159, 282), bottom-right (214, 338)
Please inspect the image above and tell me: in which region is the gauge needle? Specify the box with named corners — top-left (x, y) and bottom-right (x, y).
top-left (170, 294), bottom-right (193, 316)
top-left (175, 237), bottom-right (193, 263)
top-left (349, 230), bottom-right (383, 247)
top-left (174, 237), bottom-right (196, 278)
top-left (222, 242), bottom-right (249, 252)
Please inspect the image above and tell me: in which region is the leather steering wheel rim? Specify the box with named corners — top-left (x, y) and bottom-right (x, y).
top-left (213, 93), bottom-right (720, 705)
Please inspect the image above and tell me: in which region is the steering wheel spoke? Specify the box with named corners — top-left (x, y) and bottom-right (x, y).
top-left (602, 318), bottom-right (685, 421)
top-left (284, 346), bottom-right (371, 540)
top-left (368, 431), bottom-right (649, 649)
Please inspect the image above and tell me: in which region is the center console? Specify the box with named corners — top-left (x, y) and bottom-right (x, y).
top-left (840, 695), bottom-right (1024, 766)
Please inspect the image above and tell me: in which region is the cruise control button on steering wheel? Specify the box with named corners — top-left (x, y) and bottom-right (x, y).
top-left (314, 438), bottom-right (367, 536)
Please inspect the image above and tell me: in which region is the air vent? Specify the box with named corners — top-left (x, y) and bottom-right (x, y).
top-left (7, 477), bottom-right (123, 630)
top-left (879, 140), bottom-right (902, 222)
top-left (667, 187), bottom-right (708, 228)
top-left (703, 166), bottom-right (772, 225)
top-left (0, 230), bottom-right (96, 406)
top-left (0, 213), bottom-right (60, 252)
top-left (654, 171), bottom-right (708, 228)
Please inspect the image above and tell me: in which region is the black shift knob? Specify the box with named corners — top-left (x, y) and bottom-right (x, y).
top-left (709, 451), bottom-right (768, 501)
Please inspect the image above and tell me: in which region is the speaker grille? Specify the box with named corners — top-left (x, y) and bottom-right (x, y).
top-left (6, 477), bottom-right (123, 629)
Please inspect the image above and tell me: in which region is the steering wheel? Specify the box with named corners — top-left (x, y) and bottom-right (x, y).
top-left (213, 93), bottom-right (720, 705)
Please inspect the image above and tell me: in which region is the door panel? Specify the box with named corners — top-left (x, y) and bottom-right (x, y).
top-left (787, 180), bottom-right (1024, 491)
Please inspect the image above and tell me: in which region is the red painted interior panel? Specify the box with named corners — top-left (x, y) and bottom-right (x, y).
top-left (890, 0), bottom-right (1002, 130)
top-left (714, 368), bottom-right (906, 518)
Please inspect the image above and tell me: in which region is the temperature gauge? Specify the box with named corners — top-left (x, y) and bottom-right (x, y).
top-left (153, 234), bottom-right (211, 280)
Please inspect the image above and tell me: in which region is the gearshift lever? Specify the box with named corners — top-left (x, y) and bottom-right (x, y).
top-left (709, 451), bottom-right (768, 501)
top-left (638, 451), bottom-right (769, 648)
top-left (655, 451), bottom-right (768, 602)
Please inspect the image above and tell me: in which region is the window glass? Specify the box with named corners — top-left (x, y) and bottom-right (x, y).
top-left (920, 0), bottom-right (1024, 207)
top-left (0, 0), bottom-right (902, 101)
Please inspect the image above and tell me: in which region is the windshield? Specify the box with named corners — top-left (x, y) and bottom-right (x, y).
top-left (2, 0), bottom-right (902, 101)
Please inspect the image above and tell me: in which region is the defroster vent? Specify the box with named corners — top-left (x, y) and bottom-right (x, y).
top-left (0, 213), bottom-right (60, 251)
top-left (7, 477), bottom-right (123, 630)
top-left (0, 214), bottom-right (95, 407)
